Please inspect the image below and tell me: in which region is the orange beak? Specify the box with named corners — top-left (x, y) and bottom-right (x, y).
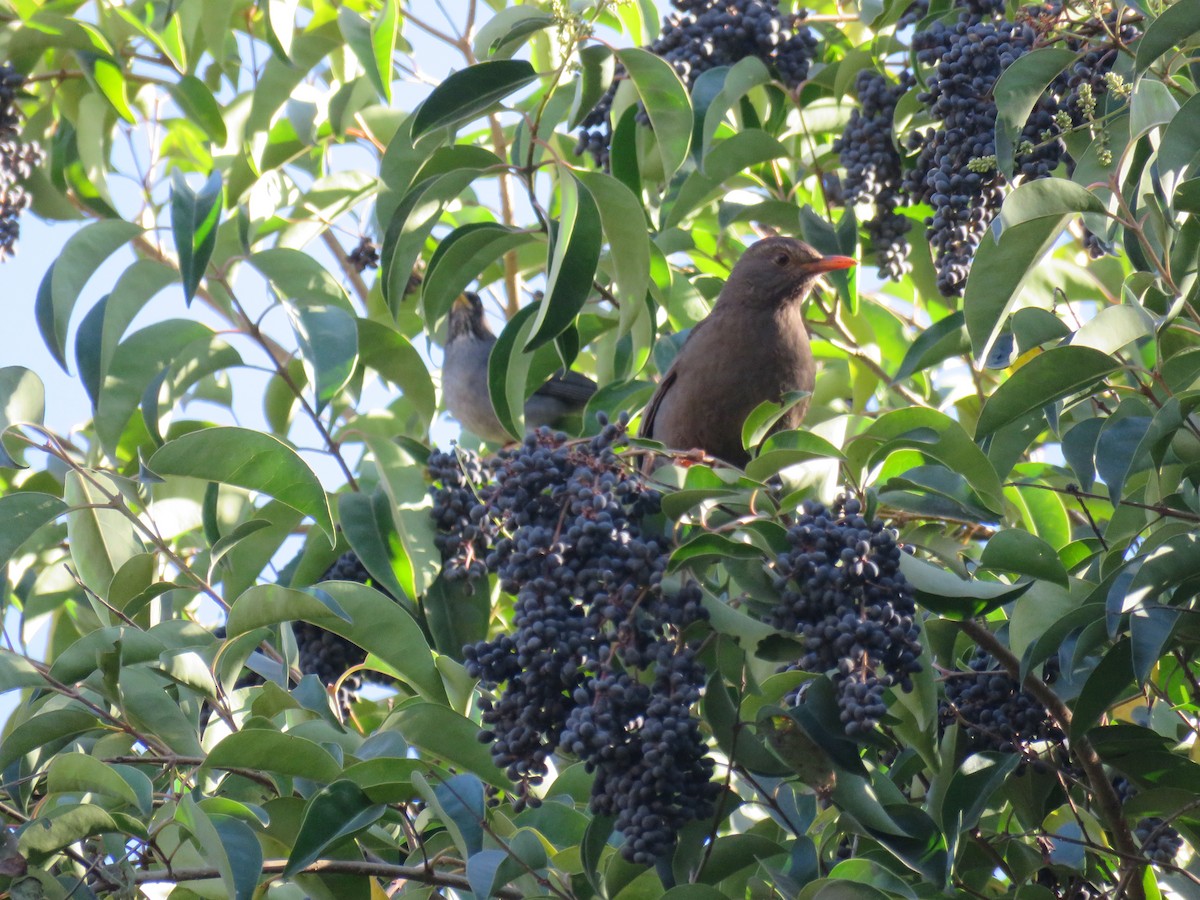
top-left (801, 255), bottom-right (857, 274)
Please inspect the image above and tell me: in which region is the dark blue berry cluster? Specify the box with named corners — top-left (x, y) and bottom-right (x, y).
top-left (428, 446), bottom-right (491, 581)
top-left (0, 65), bottom-right (42, 262)
top-left (1113, 777), bottom-right (1187, 867)
top-left (835, 70), bottom-right (916, 281)
top-left (768, 497), bottom-right (923, 736)
top-left (941, 648), bottom-right (1063, 754)
top-left (454, 417), bottom-right (717, 863)
top-left (576, 0), bottom-right (817, 168)
top-left (898, 4), bottom-right (1135, 295)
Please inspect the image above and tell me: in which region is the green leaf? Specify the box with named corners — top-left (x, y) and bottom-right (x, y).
top-left (618, 47), bottom-right (693, 179)
top-left (75, 260), bottom-right (177, 406)
top-left (849, 408), bottom-right (1004, 514)
top-left (745, 430), bottom-right (846, 482)
top-left (1130, 78), bottom-right (1179, 141)
top-left (167, 75), bottom-right (227, 144)
top-left (0, 649), bottom-right (44, 695)
top-left (362, 436), bottom-right (441, 599)
top-left (357, 320), bottom-right (436, 427)
top-left (980, 530), bottom-right (1069, 588)
top-left (992, 48), bottom-right (1076, 175)
top-left (488, 303), bottom-right (540, 439)
top-left (963, 215), bottom-right (1065, 361)
top-left (250, 248), bottom-right (353, 312)
top-left (997, 178), bottom-right (1105, 234)
top-left (1158, 93), bottom-right (1200, 198)
top-left (211, 815), bottom-right (263, 900)
top-left (36, 219), bottom-right (142, 370)
top-left (0, 709), bottom-right (102, 771)
top-left (46, 753), bottom-right (141, 809)
top-left (474, 6), bottom-right (555, 60)
top-left (77, 50), bottom-right (135, 122)
top-left (575, 170), bottom-right (651, 337)
top-left (412, 59), bottom-right (537, 138)
top-left (147, 427), bottom-right (335, 543)
top-left (390, 702), bottom-right (508, 789)
top-left (893, 311), bottom-right (970, 382)
top-left (225, 582), bottom-right (445, 702)
top-left (0, 366), bottom-right (46, 468)
top-left (742, 392), bottom-right (812, 455)
top-left (64, 469), bottom-right (143, 606)
top-left (18, 804), bottom-right (120, 855)
top-left (421, 222), bottom-right (540, 326)
top-left (898, 554), bottom-right (1032, 619)
top-left (525, 173), bottom-right (603, 351)
top-left (94, 320), bottom-right (223, 455)
top-left (701, 56), bottom-right (772, 159)
top-left (570, 45), bottom-right (615, 127)
top-left (204, 730), bottom-right (343, 783)
top-left (975, 347), bottom-right (1120, 437)
top-left (1135, 0), bottom-right (1200, 72)
top-left (283, 301), bottom-right (358, 413)
top-left (262, 0), bottom-right (299, 62)
top-left (170, 170), bottom-right (223, 306)
top-left (336, 490), bottom-right (410, 605)
top-left (1070, 639), bottom-right (1134, 739)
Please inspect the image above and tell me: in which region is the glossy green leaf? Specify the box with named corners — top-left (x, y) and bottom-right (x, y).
top-left (0, 709), bottom-right (102, 772)
top-left (1135, 0), bottom-right (1200, 72)
top-left (980, 530), bottom-right (1069, 588)
top-left (992, 48), bottom-right (1076, 174)
top-left (526, 173), bottom-right (603, 350)
top-left (963, 215), bottom-right (1065, 360)
top-left (892, 311), bottom-right (969, 382)
top-left (570, 45), bottom-right (615, 127)
top-left (225, 581), bottom-right (445, 702)
top-left (975, 347), bottom-right (1120, 437)
top-left (250, 248), bottom-right (353, 312)
top-left (35, 219), bottom-right (142, 370)
top-left (412, 59), bottom-right (537, 138)
top-left (618, 47), bottom-right (693, 179)
top-left (284, 301), bottom-right (358, 413)
top-left (421, 222), bottom-right (540, 325)
top-left (0, 366), bottom-right (46, 468)
top-left (64, 469), bottom-right (143, 606)
top-left (170, 170), bottom-right (223, 306)
top-left (18, 804), bottom-right (119, 855)
top-left (204, 730), bottom-right (342, 783)
top-left (75, 260), bottom-right (176, 406)
top-left (1130, 78), bottom-right (1179, 141)
top-left (390, 702), bottom-right (508, 789)
top-left (147, 427), bottom-right (335, 543)
top-left (77, 50), bottom-right (135, 122)
top-left (576, 170), bottom-right (651, 337)
top-left (46, 753), bottom-right (141, 808)
top-left (898, 553), bottom-right (1032, 618)
top-left (475, 6), bottom-right (555, 60)
top-left (167, 75), bottom-right (227, 144)
top-left (362, 436), bottom-right (441, 599)
top-left (356, 319), bottom-right (436, 428)
top-left (262, 0), bottom-right (299, 62)
top-left (997, 178), bottom-right (1105, 234)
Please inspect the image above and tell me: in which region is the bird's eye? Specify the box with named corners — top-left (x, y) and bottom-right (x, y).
top-left (773, 253), bottom-right (790, 267)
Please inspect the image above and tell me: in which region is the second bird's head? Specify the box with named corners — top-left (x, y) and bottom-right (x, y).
top-left (448, 292), bottom-right (493, 342)
top-left (725, 236), bottom-right (857, 309)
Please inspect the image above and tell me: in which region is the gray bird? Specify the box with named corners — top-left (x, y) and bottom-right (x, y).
top-left (442, 292), bottom-right (597, 442)
top-left (640, 237), bottom-right (856, 467)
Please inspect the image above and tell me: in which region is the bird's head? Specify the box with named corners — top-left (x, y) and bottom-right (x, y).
top-left (448, 292), bottom-right (494, 342)
top-left (723, 237), bottom-right (856, 309)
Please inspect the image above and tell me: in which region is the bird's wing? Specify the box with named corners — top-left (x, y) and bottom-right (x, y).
top-left (533, 368), bottom-right (597, 408)
top-left (638, 316), bottom-right (712, 439)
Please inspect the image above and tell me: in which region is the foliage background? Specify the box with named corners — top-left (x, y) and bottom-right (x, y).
top-left (1, 0), bottom-right (1199, 898)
